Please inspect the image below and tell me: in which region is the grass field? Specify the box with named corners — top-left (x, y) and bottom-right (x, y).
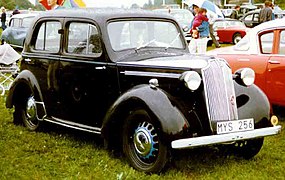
top-left (0, 95), bottom-right (285, 179)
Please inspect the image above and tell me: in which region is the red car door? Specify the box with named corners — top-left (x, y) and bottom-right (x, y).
top-left (266, 30), bottom-right (285, 106)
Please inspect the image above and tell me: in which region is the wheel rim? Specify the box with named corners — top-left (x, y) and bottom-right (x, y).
top-left (133, 121), bottom-right (159, 161)
top-left (234, 36), bottom-right (241, 44)
top-left (25, 96), bottom-right (38, 127)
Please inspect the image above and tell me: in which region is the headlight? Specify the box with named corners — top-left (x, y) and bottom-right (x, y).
top-left (180, 71), bottom-right (201, 91)
top-left (234, 68), bottom-right (255, 86)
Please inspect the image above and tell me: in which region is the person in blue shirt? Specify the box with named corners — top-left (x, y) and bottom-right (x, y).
top-left (188, 4), bottom-right (210, 54)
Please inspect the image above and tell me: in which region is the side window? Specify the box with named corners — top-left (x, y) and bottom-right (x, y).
top-left (244, 14), bottom-right (253, 21)
top-left (35, 21), bottom-right (61, 52)
top-left (253, 13), bottom-right (259, 22)
top-left (10, 19), bottom-right (20, 27)
top-left (260, 31), bottom-right (274, 54)
top-left (67, 22), bottom-right (102, 56)
top-left (279, 30), bottom-right (285, 55)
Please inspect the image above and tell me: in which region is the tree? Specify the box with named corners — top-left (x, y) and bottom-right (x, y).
top-left (0, 0), bottom-right (16, 10)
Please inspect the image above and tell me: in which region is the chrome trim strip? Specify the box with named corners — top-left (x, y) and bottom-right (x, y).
top-left (121, 71), bottom-right (181, 78)
top-left (171, 125), bottom-right (281, 149)
top-left (44, 117), bottom-right (101, 134)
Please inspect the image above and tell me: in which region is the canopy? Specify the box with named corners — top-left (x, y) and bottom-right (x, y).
top-left (183, 0), bottom-right (224, 18)
top-left (39, 0), bottom-right (86, 10)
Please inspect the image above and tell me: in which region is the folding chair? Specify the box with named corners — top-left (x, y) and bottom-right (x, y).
top-left (0, 44), bottom-right (21, 96)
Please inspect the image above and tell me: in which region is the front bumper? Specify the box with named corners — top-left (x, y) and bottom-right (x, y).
top-left (171, 125), bottom-right (281, 149)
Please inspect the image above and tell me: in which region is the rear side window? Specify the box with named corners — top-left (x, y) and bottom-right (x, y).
top-left (67, 22), bottom-right (102, 56)
top-left (35, 21), bottom-right (61, 53)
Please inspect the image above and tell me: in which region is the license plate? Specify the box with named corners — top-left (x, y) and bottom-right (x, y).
top-left (217, 118), bottom-right (254, 134)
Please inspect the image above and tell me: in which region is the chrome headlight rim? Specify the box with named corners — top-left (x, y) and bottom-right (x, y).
top-left (235, 68), bottom-right (255, 86)
top-left (181, 71), bottom-right (202, 91)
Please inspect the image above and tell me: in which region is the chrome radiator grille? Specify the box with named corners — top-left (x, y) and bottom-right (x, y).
top-left (202, 59), bottom-right (238, 123)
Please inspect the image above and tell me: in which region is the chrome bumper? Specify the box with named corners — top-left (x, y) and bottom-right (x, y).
top-left (171, 125), bottom-right (281, 149)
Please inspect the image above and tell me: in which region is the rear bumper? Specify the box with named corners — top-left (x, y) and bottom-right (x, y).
top-left (171, 125), bottom-right (281, 149)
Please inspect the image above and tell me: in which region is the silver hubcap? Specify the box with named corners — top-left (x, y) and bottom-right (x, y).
top-left (234, 36), bottom-right (241, 44)
top-left (133, 122), bottom-right (158, 159)
top-left (26, 96), bottom-right (37, 120)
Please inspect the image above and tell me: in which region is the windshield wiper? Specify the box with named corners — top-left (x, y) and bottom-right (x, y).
top-left (165, 33), bottom-right (180, 51)
top-left (136, 39), bottom-right (156, 52)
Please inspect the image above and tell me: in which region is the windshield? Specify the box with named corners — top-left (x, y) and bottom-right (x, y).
top-left (107, 20), bottom-right (184, 51)
top-left (233, 34), bottom-right (250, 51)
top-left (214, 20), bottom-right (246, 29)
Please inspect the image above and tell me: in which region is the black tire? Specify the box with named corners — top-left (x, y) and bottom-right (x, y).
top-left (233, 33), bottom-right (242, 45)
top-left (122, 109), bottom-right (168, 173)
top-left (230, 138), bottom-right (264, 159)
top-left (14, 95), bottom-right (40, 131)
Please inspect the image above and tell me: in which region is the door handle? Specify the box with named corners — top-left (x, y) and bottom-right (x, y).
top-left (95, 66), bottom-right (106, 70)
top-left (268, 60), bottom-right (280, 64)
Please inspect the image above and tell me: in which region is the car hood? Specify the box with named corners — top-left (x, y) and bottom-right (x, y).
top-left (117, 54), bottom-right (213, 70)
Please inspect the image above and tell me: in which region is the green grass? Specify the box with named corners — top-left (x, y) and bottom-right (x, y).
top-left (0, 95), bottom-right (285, 179)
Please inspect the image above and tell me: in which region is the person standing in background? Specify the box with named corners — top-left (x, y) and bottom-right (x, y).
top-left (1, 7), bottom-right (6, 31)
top-left (270, 3), bottom-right (275, 20)
top-left (230, 5), bottom-right (240, 19)
top-left (208, 13), bottom-right (221, 48)
top-left (188, 5), bottom-right (210, 54)
top-left (259, 1), bottom-right (273, 23)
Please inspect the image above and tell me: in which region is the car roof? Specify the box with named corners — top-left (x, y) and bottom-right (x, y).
top-left (36, 8), bottom-right (176, 23)
top-left (10, 13), bottom-right (39, 19)
top-left (250, 18), bottom-right (285, 33)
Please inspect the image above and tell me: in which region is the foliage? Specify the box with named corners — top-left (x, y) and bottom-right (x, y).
top-left (0, 0), bottom-right (46, 11)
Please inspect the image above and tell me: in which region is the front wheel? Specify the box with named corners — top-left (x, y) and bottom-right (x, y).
top-left (122, 109), bottom-right (168, 173)
top-left (14, 95), bottom-right (40, 131)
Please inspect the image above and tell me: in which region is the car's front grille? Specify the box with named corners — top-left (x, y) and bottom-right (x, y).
top-left (202, 59), bottom-right (238, 126)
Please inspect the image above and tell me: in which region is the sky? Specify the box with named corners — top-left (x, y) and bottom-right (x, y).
top-left (83, 0), bottom-right (150, 8)
top-left (29, 0), bottom-right (150, 8)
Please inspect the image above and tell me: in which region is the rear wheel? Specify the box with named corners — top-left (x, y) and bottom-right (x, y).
top-left (14, 95), bottom-right (39, 131)
top-left (122, 109), bottom-right (168, 173)
top-left (233, 33), bottom-right (242, 44)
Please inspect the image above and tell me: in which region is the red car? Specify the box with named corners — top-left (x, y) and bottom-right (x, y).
top-left (213, 18), bottom-right (248, 44)
top-left (208, 18), bottom-right (285, 107)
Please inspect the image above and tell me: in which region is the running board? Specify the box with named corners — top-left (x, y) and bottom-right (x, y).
top-left (171, 125), bottom-right (281, 149)
top-left (44, 117), bottom-right (101, 134)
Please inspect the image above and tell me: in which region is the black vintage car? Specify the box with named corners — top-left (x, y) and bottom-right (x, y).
top-left (6, 8), bottom-right (281, 173)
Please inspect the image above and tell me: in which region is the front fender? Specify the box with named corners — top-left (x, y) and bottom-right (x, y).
top-left (6, 70), bottom-right (46, 119)
top-left (235, 82), bottom-right (270, 125)
top-left (102, 85), bottom-right (189, 144)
